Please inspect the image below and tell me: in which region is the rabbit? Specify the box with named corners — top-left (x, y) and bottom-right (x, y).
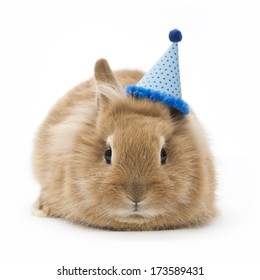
top-left (32, 59), bottom-right (217, 231)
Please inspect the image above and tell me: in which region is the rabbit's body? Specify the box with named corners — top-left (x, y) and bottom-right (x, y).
top-left (33, 60), bottom-right (217, 231)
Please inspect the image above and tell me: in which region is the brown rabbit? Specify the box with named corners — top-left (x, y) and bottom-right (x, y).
top-left (32, 59), bottom-right (217, 231)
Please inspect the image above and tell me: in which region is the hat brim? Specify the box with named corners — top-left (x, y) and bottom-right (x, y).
top-left (125, 85), bottom-right (190, 115)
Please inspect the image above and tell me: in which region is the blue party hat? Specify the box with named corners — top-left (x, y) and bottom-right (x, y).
top-left (125, 29), bottom-right (189, 115)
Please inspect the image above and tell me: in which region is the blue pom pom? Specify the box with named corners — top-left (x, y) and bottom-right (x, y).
top-left (169, 29), bottom-right (182, 43)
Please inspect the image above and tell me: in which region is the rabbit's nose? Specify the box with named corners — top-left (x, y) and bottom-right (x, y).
top-left (127, 180), bottom-right (144, 203)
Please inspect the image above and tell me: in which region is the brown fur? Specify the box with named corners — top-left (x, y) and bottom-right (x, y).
top-left (32, 59), bottom-right (217, 231)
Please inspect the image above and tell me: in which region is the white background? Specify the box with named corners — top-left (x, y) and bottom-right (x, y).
top-left (0, 0), bottom-right (259, 279)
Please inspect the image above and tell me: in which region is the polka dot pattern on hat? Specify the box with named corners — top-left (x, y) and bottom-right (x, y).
top-left (137, 43), bottom-right (181, 98)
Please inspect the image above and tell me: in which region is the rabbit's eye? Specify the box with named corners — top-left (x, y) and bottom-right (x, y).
top-left (160, 148), bottom-right (167, 165)
top-left (104, 147), bottom-right (112, 164)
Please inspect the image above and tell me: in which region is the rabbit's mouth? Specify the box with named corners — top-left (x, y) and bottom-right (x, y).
top-left (113, 213), bottom-right (148, 224)
top-left (110, 206), bottom-right (162, 223)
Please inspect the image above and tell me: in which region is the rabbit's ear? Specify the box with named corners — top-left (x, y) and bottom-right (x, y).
top-left (94, 59), bottom-right (124, 110)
